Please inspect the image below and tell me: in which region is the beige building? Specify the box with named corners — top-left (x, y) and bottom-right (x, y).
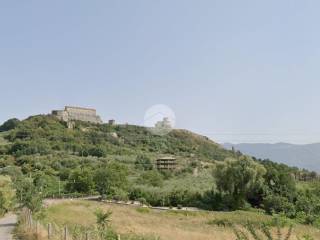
top-left (52, 106), bottom-right (103, 124)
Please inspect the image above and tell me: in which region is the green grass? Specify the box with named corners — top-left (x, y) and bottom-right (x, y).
top-left (135, 207), bottom-right (151, 214)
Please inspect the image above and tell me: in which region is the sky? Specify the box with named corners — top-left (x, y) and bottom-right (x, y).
top-left (1, 0), bottom-right (320, 144)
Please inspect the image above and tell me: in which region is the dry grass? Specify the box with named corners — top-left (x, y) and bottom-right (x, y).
top-left (43, 200), bottom-right (320, 240)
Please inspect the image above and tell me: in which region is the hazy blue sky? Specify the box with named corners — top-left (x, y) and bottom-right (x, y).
top-left (1, 1), bottom-right (320, 144)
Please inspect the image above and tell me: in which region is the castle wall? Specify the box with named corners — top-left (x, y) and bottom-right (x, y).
top-left (52, 106), bottom-right (102, 124)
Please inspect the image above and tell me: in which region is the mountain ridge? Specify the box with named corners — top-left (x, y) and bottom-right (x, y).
top-left (223, 142), bottom-right (320, 172)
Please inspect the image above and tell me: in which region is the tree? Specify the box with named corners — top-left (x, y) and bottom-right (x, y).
top-left (15, 177), bottom-right (43, 213)
top-left (135, 155), bottom-right (153, 171)
top-left (262, 161), bottom-right (297, 200)
top-left (0, 118), bottom-right (20, 132)
top-left (0, 176), bottom-right (15, 215)
top-left (214, 156), bottom-right (266, 209)
top-left (66, 168), bottom-right (95, 194)
top-left (33, 173), bottom-right (60, 197)
top-left (94, 162), bottom-right (128, 197)
top-left (137, 170), bottom-right (164, 187)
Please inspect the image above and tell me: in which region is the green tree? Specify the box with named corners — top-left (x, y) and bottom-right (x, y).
top-left (214, 156), bottom-right (266, 209)
top-left (15, 177), bottom-right (43, 212)
top-left (135, 155), bottom-right (153, 171)
top-left (94, 162), bottom-right (128, 197)
top-left (137, 170), bottom-right (164, 187)
top-left (0, 176), bottom-right (15, 215)
top-left (66, 168), bottom-right (95, 194)
top-left (263, 161), bottom-right (297, 200)
top-left (33, 173), bottom-right (60, 197)
top-left (0, 118), bottom-right (20, 132)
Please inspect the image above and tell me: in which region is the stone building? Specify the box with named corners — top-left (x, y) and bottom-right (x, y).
top-left (108, 119), bottom-right (116, 125)
top-left (155, 117), bottom-right (172, 129)
top-left (156, 156), bottom-right (176, 170)
top-left (52, 106), bottom-right (103, 124)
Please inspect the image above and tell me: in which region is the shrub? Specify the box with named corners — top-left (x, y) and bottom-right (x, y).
top-left (135, 155), bottom-right (153, 171)
top-left (0, 176), bottom-right (15, 215)
top-left (137, 170), bottom-right (164, 187)
top-left (136, 207), bottom-right (150, 214)
top-left (263, 194), bottom-right (296, 218)
top-left (207, 218), bottom-right (232, 227)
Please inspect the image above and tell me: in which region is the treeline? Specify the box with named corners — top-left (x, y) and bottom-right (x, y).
top-left (4, 154), bottom-right (320, 228)
top-left (210, 156), bottom-right (320, 227)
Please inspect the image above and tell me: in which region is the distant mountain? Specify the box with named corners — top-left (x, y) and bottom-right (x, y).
top-left (223, 142), bottom-right (320, 172)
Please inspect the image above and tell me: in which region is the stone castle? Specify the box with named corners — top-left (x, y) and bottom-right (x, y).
top-left (52, 106), bottom-right (103, 124)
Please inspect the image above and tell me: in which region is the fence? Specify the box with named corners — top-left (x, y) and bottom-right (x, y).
top-left (20, 209), bottom-right (121, 240)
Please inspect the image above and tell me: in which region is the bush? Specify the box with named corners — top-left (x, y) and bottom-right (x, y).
top-left (0, 176), bottom-right (15, 215)
top-left (137, 170), bottom-right (164, 187)
top-left (207, 218), bottom-right (232, 227)
top-left (137, 197), bottom-right (148, 205)
top-left (136, 207), bottom-right (150, 214)
top-left (263, 194), bottom-right (296, 218)
top-left (88, 146), bottom-right (106, 157)
top-left (112, 188), bottom-right (129, 201)
top-left (135, 155), bottom-right (153, 171)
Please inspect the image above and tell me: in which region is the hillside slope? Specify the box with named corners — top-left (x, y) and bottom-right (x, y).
top-left (0, 115), bottom-right (233, 162)
top-left (0, 115), bottom-right (242, 208)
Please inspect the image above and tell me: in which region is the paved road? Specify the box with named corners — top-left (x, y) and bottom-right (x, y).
top-left (0, 213), bottom-right (17, 240)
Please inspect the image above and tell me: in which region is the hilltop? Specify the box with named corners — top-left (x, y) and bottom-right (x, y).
top-left (0, 114), bottom-right (232, 161)
top-left (0, 114), bottom-right (237, 207)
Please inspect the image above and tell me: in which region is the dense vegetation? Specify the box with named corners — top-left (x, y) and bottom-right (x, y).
top-left (1, 115), bottom-right (320, 228)
top-left (0, 175), bottom-right (15, 216)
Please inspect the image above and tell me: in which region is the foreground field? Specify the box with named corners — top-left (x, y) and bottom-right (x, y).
top-left (42, 200), bottom-right (320, 240)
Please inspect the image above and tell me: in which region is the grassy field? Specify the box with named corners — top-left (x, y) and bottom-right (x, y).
top-left (42, 200), bottom-right (320, 240)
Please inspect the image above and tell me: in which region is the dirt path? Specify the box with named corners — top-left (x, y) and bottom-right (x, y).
top-left (0, 213), bottom-right (17, 240)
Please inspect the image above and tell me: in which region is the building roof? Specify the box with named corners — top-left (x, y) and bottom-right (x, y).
top-left (65, 106), bottom-right (97, 111)
top-left (157, 156), bottom-right (176, 160)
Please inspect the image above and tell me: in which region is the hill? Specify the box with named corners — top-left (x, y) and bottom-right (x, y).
top-left (0, 114), bottom-right (235, 206)
top-left (0, 114), bottom-right (232, 161)
top-left (3, 114), bottom-right (320, 234)
top-left (224, 142), bottom-right (320, 172)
